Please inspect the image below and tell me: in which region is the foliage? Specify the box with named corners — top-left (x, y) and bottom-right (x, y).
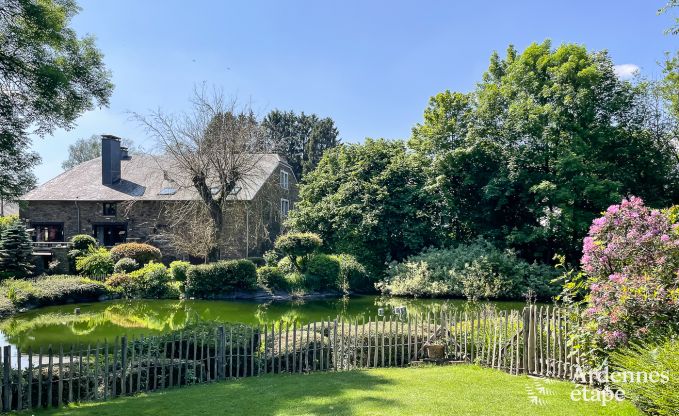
top-left (274, 232), bottom-right (323, 270)
top-left (409, 42), bottom-right (679, 265)
top-left (113, 257), bottom-right (140, 274)
top-left (62, 135), bottom-right (136, 170)
top-left (287, 139), bottom-right (442, 276)
top-left (0, 215), bottom-right (19, 234)
top-left (169, 260), bottom-right (191, 282)
top-left (185, 259), bottom-right (258, 298)
top-left (109, 242), bottom-right (162, 265)
top-left (610, 336), bottom-right (679, 416)
top-left (75, 247), bottom-right (114, 277)
top-left (127, 262), bottom-right (174, 299)
top-left (305, 253), bottom-right (341, 291)
top-left (256, 266), bottom-right (286, 291)
top-left (0, 221), bottom-right (34, 277)
top-left (575, 197), bottom-right (679, 350)
top-left (0, 275), bottom-right (108, 308)
top-left (378, 239), bottom-right (559, 300)
top-left (262, 110), bottom-right (340, 180)
top-left (246, 257), bottom-right (266, 267)
top-left (263, 249), bottom-right (281, 266)
top-left (70, 234), bottom-right (98, 251)
top-left (331, 253), bottom-right (370, 293)
top-left (0, 0), bottom-right (112, 203)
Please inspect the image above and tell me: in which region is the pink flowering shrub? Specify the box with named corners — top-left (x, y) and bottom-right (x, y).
top-left (580, 196), bottom-right (679, 349)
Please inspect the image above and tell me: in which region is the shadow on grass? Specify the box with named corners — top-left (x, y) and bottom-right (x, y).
top-left (33, 370), bottom-right (396, 416)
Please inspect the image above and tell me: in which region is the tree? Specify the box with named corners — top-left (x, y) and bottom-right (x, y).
top-left (135, 88), bottom-right (274, 261)
top-left (61, 135), bottom-right (137, 170)
top-left (0, 0), bottom-right (113, 202)
top-left (659, 1), bottom-right (679, 119)
top-left (287, 139), bottom-right (442, 275)
top-left (411, 42), bottom-right (679, 264)
top-left (262, 110), bottom-right (340, 180)
top-left (0, 222), bottom-right (34, 278)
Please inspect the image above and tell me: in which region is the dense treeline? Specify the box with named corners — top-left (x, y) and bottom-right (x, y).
top-left (289, 42), bottom-right (679, 283)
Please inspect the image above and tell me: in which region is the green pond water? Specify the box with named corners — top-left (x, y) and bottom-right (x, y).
top-left (0, 296), bottom-right (529, 351)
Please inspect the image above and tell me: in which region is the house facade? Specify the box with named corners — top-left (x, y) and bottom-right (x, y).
top-left (20, 135), bottom-right (298, 266)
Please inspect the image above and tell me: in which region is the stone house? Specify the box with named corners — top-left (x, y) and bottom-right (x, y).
top-left (20, 135), bottom-right (298, 269)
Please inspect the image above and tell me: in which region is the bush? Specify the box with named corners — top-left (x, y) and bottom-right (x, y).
top-left (377, 239), bottom-right (558, 300)
top-left (0, 215), bottom-right (19, 234)
top-left (274, 232), bottom-right (322, 269)
top-left (575, 197), bottom-right (679, 349)
top-left (109, 242), bottom-right (162, 265)
top-left (185, 259), bottom-right (257, 298)
top-left (332, 254), bottom-right (370, 293)
top-left (70, 234), bottom-right (97, 251)
top-left (169, 260), bottom-right (191, 282)
top-left (277, 256), bottom-right (296, 274)
top-left (256, 266), bottom-right (286, 291)
top-left (0, 275), bottom-right (108, 308)
top-left (127, 262), bottom-right (173, 299)
top-left (75, 247), bottom-right (114, 277)
top-left (305, 254), bottom-right (341, 291)
top-left (0, 222), bottom-right (34, 278)
top-left (113, 257), bottom-right (139, 274)
top-left (263, 249), bottom-right (281, 266)
top-left (610, 337), bottom-right (679, 415)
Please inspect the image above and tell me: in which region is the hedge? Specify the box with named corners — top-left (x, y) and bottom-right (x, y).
top-left (185, 259), bottom-right (257, 298)
top-left (110, 242), bottom-right (162, 265)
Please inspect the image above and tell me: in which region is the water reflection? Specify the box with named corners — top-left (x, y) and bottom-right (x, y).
top-left (0, 296), bottom-right (529, 351)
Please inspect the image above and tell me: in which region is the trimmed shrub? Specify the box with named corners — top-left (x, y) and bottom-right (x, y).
top-left (185, 259), bottom-right (257, 298)
top-left (128, 262), bottom-right (173, 299)
top-left (256, 266), bottom-right (286, 291)
top-left (113, 257), bottom-right (139, 274)
top-left (70, 234), bottom-right (97, 251)
top-left (0, 275), bottom-right (108, 308)
top-left (169, 260), bottom-right (191, 282)
top-left (110, 242), bottom-right (162, 265)
top-left (75, 247), bottom-right (114, 277)
top-left (277, 257), bottom-right (296, 274)
top-left (306, 254), bottom-right (341, 291)
top-left (610, 337), bottom-right (679, 415)
top-left (332, 254), bottom-right (370, 293)
top-left (274, 232), bottom-right (322, 269)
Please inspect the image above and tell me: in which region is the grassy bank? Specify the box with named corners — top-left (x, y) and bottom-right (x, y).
top-left (27, 365), bottom-right (639, 416)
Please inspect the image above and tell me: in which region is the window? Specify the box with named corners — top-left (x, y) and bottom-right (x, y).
top-left (103, 202), bottom-right (117, 216)
top-left (31, 223), bottom-right (64, 242)
top-left (280, 198), bottom-right (290, 217)
top-left (280, 170), bottom-right (289, 190)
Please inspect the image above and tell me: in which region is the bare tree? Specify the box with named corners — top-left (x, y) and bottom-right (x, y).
top-left (135, 87), bottom-right (275, 261)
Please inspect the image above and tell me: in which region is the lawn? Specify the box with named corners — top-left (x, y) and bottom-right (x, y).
top-left (28, 365), bottom-right (640, 416)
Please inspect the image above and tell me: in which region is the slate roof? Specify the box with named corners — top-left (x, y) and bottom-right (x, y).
top-left (21, 153), bottom-right (286, 202)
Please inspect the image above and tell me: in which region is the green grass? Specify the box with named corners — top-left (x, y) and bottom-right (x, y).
top-left (28, 365), bottom-right (640, 416)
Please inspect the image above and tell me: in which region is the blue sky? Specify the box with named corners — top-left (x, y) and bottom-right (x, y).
top-left (31, 0), bottom-right (677, 183)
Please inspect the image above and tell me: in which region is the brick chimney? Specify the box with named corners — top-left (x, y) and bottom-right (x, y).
top-left (101, 134), bottom-right (122, 185)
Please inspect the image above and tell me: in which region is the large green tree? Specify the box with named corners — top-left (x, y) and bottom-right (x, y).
top-left (411, 41), bottom-right (679, 264)
top-left (0, 0), bottom-right (113, 200)
top-left (262, 110), bottom-right (340, 180)
top-left (287, 139), bottom-right (441, 275)
top-left (61, 134), bottom-right (137, 170)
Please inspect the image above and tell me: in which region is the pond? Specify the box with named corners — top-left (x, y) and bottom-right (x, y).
top-left (0, 296), bottom-right (530, 352)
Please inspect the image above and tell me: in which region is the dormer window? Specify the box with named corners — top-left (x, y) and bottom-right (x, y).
top-left (103, 202), bottom-right (117, 216)
top-left (280, 170), bottom-right (289, 190)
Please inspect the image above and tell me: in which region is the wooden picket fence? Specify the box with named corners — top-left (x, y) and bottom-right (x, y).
top-left (0, 305), bottom-right (578, 412)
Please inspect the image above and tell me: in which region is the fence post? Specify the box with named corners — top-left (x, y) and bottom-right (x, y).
top-left (522, 307), bottom-right (529, 374)
top-left (217, 326), bottom-right (225, 380)
top-left (3, 345), bottom-right (10, 412)
top-left (120, 337), bottom-right (127, 396)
